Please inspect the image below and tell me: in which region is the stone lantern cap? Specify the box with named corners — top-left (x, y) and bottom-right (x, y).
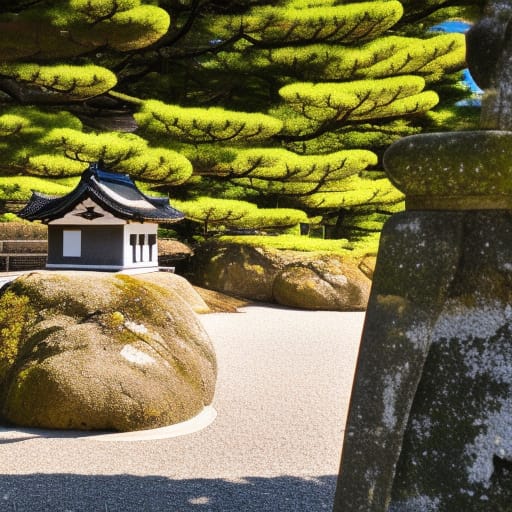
top-left (383, 130), bottom-right (512, 210)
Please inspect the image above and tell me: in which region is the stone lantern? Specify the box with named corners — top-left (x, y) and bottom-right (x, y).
top-left (334, 2), bottom-right (512, 510)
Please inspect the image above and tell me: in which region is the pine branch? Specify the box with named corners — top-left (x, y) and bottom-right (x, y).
top-left (398, 0), bottom-right (474, 25)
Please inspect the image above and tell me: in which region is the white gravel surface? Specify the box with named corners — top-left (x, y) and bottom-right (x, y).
top-left (0, 305), bottom-right (364, 512)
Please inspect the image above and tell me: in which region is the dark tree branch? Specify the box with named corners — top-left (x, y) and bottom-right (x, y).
top-left (398, 0), bottom-right (477, 26)
top-left (0, 0), bottom-right (44, 14)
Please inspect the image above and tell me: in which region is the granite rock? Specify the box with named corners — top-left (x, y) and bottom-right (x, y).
top-left (272, 258), bottom-right (370, 311)
top-left (192, 241), bottom-right (371, 310)
top-left (0, 271), bottom-right (216, 432)
top-left (334, 212), bottom-right (512, 510)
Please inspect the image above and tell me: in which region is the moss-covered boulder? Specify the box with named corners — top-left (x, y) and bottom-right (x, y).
top-left (191, 242), bottom-right (283, 302)
top-left (192, 241), bottom-right (371, 310)
top-left (273, 258), bottom-right (370, 311)
top-left (0, 271), bottom-right (216, 432)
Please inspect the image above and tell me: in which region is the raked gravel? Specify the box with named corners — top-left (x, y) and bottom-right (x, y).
top-left (0, 305), bottom-right (364, 512)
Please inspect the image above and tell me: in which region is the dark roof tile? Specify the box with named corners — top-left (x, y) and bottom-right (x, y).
top-left (18, 164), bottom-right (184, 224)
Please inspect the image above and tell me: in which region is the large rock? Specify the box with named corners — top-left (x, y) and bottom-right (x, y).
top-left (191, 242), bottom-right (283, 302)
top-left (273, 258), bottom-right (370, 311)
top-left (0, 271), bottom-right (216, 432)
top-left (135, 271), bottom-right (210, 314)
top-left (192, 241), bottom-right (371, 310)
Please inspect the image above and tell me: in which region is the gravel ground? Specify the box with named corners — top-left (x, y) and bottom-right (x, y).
top-left (0, 305), bottom-right (364, 512)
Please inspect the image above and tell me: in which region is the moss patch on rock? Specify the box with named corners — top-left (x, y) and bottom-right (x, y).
top-left (0, 291), bottom-right (34, 381)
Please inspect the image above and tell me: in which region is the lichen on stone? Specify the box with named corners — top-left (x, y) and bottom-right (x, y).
top-left (388, 495), bottom-right (440, 512)
top-left (120, 345), bottom-right (156, 366)
top-left (465, 399), bottom-right (512, 488)
top-left (405, 321), bottom-right (431, 351)
top-left (383, 372), bottom-right (403, 430)
top-left (391, 300), bottom-right (512, 509)
top-left (459, 328), bottom-right (512, 488)
top-left (432, 300), bottom-right (512, 343)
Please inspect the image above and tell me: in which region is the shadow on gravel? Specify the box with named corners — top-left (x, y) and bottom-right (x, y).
top-left (0, 474), bottom-right (336, 511)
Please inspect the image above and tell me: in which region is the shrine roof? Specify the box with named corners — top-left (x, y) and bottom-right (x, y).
top-left (18, 164), bottom-right (184, 224)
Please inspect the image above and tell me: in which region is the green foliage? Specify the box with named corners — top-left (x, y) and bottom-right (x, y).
top-left (122, 148), bottom-right (192, 184)
top-left (0, 213), bottom-right (18, 223)
top-left (208, 33), bottom-right (465, 83)
top-left (0, 107), bottom-right (83, 174)
top-left (174, 196), bottom-right (308, 233)
top-left (0, 0), bottom-right (470, 252)
top-left (26, 155), bottom-right (87, 177)
top-left (211, 147), bottom-right (377, 181)
top-left (0, 108), bottom-right (82, 138)
top-left (426, 106), bottom-right (481, 132)
top-left (0, 63), bottom-right (117, 99)
top-left (279, 76), bottom-right (439, 124)
top-left (40, 129), bottom-right (192, 182)
top-left (136, 101), bottom-right (283, 143)
top-left (233, 208), bottom-right (308, 229)
top-left (0, 2), bottom-right (170, 60)
top-left (298, 174), bottom-right (404, 210)
top-left (361, 34), bottom-right (466, 83)
top-left (102, 5), bottom-right (171, 51)
top-left (212, 1), bottom-right (404, 44)
top-left (0, 174), bottom-right (167, 204)
top-left (0, 291), bottom-right (33, 379)
top-left (45, 129), bottom-right (145, 163)
top-left (0, 113), bottom-right (30, 136)
top-left (69, 0), bottom-right (141, 20)
top-left (173, 197), bottom-right (258, 234)
top-left (218, 233), bottom-right (361, 255)
top-left (0, 176), bottom-right (78, 200)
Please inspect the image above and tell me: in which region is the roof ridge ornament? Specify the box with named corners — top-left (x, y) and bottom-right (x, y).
top-left (73, 206), bottom-right (104, 220)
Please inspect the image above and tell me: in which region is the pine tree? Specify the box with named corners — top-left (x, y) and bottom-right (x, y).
top-left (0, 0), bottom-right (191, 183)
top-left (131, 0), bottom-right (468, 244)
top-left (0, 0), bottom-right (471, 251)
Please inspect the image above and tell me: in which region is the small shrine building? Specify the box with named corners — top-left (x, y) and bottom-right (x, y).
top-left (18, 163), bottom-right (184, 271)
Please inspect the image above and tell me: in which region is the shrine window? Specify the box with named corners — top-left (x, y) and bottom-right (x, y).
top-left (63, 230), bottom-right (81, 257)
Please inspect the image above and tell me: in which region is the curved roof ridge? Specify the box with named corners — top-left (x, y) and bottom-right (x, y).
top-left (31, 190), bottom-right (63, 200)
top-left (18, 163), bottom-right (184, 224)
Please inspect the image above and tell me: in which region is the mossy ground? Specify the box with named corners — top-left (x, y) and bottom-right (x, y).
top-left (217, 233), bottom-right (380, 259)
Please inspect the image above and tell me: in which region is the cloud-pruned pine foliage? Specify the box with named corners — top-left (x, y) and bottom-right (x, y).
top-left (0, 0), bottom-right (470, 246)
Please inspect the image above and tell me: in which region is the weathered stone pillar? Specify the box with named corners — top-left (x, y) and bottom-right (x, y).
top-left (333, 131), bottom-right (512, 511)
top-left (466, 0), bottom-right (512, 130)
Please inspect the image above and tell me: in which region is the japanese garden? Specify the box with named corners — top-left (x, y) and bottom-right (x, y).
top-left (3, 1), bottom-right (512, 512)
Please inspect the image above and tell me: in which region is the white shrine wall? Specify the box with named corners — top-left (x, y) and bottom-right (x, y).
top-left (46, 199), bottom-right (160, 270)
